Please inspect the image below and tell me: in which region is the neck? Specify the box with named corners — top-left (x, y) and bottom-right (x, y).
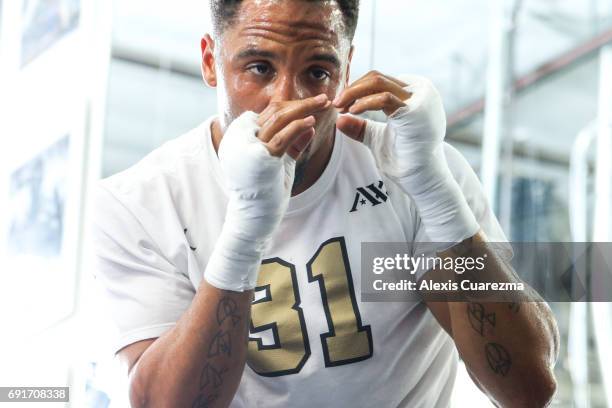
top-left (211, 119), bottom-right (335, 197)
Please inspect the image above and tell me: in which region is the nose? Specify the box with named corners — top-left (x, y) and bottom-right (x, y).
top-left (269, 73), bottom-right (303, 103)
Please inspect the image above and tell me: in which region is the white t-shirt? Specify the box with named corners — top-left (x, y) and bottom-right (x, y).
top-left (92, 116), bottom-right (507, 407)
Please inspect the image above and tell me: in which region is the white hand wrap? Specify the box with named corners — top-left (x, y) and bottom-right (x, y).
top-left (364, 75), bottom-right (480, 244)
top-left (204, 111), bottom-right (296, 292)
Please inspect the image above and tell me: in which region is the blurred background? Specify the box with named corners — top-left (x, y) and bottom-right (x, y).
top-left (0, 0), bottom-right (611, 406)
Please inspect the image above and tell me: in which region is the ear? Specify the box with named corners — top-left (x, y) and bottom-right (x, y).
top-left (201, 34), bottom-right (217, 87)
top-left (344, 45), bottom-right (355, 87)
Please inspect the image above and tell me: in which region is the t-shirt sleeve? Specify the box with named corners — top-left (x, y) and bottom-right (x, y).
top-left (91, 183), bottom-right (196, 354)
top-left (411, 143), bottom-right (512, 280)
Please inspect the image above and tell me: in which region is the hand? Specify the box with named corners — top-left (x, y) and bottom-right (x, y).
top-left (335, 72), bottom-right (479, 244)
top-left (205, 94), bottom-right (330, 291)
top-left (334, 70), bottom-right (411, 118)
top-left (256, 93), bottom-right (331, 159)
top-left (334, 71), bottom-right (446, 174)
top-left (220, 94), bottom-right (330, 241)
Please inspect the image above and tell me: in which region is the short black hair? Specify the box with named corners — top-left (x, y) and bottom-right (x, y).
top-left (210, 0), bottom-right (360, 40)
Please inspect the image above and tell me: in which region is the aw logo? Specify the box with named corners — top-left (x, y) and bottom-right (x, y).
top-left (350, 180), bottom-right (389, 213)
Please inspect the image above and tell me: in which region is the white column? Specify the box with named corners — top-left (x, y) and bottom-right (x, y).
top-left (592, 44), bottom-right (612, 408)
top-left (481, 0), bottom-right (516, 213)
top-left (569, 123), bottom-right (596, 408)
top-left (593, 46), bottom-right (612, 241)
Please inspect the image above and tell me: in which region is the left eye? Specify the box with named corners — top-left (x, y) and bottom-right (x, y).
top-left (310, 68), bottom-right (330, 81)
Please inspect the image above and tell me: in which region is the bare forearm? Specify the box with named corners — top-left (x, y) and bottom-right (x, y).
top-left (449, 299), bottom-right (558, 407)
top-left (441, 232), bottom-right (560, 407)
top-left (129, 280), bottom-right (252, 408)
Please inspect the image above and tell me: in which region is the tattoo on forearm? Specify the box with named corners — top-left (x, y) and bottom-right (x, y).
top-left (485, 343), bottom-right (511, 376)
top-left (192, 362), bottom-right (224, 408)
top-left (467, 303), bottom-right (496, 336)
top-left (508, 302), bottom-right (520, 313)
top-left (208, 330), bottom-right (232, 357)
top-left (192, 392), bottom-right (219, 408)
top-left (200, 363), bottom-right (228, 389)
top-left (217, 297), bottom-right (241, 327)
top-left (192, 296), bottom-right (246, 407)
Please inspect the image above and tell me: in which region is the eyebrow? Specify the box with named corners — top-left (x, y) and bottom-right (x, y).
top-left (235, 48), bottom-right (278, 61)
top-left (307, 53), bottom-right (341, 69)
top-left (235, 48), bottom-right (341, 69)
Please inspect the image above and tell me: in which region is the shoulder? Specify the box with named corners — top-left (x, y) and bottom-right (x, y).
top-left (443, 143), bottom-right (487, 207)
top-left (442, 142), bottom-right (489, 211)
top-left (94, 119), bottom-right (216, 242)
top-left (443, 143), bottom-right (478, 186)
top-left (442, 142), bottom-right (509, 242)
top-left (101, 120), bottom-right (212, 197)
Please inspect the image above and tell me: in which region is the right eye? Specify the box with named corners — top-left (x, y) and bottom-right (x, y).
top-left (247, 63), bottom-right (273, 76)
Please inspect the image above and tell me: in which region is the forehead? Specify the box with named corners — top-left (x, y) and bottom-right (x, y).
top-left (226, 0), bottom-right (346, 45)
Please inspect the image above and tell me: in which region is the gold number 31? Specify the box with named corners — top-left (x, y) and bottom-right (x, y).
top-left (247, 237), bottom-right (373, 377)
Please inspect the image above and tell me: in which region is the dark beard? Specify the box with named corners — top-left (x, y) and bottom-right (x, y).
top-left (292, 157), bottom-right (308, 194)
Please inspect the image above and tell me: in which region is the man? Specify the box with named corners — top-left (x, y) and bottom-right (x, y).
top-left (92, 0), bottom-right (560, 407)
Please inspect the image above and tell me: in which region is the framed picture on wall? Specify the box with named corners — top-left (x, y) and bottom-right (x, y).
top-left (0, 0), bottom-right (89, 340)
top-left (21, 0), bottom-right (80, 66)
top-left (7, 135), bottom-right (69, 258)
top-left (1, 131), bottom-right (81, 337)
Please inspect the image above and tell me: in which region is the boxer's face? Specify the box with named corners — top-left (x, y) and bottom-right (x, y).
top-left (201, 0), bottom-right (353, 163)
